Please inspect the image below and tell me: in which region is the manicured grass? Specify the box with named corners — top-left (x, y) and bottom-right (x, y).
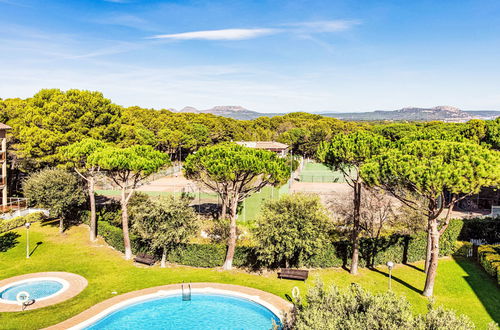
top-left (1, 223), bottom-right (499, 329)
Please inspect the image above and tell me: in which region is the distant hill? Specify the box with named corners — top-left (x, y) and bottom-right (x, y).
top-left (175, 105), bottom-right (500, 121)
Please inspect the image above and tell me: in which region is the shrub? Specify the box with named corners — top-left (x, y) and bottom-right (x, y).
top-left (283, 280), bottom-right (473, 330)
top-left (478, 245), bottom-right (500, 285)
top-left (254, 194), bottom-right (333, 268)
top-left (0, 212), bottom-right (46, 233)
top-left (453, 241), bottom-right (472, 257)
top-left (98, 221), bottom-right (140, 254)
top-left (458, 217), bottom-right (500, 243)
top-left (23, 168), bottom-right (86, 232)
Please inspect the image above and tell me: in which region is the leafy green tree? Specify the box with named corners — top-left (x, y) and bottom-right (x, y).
top-left (131, 195), bottom-right (199, 267)
top-left (22, 168), bottom-right (85, 233)
top-left (254, 194), bottom-right (332, 268)
top-left (88, 145), bottom-right (169, 259)
top-left (184, 143), bottom-right (289, 270)
top-left (9, 89), bottom-right (122, 169)
top-left (283, 280), bottom-right (474, 330)
top-left (361, 140), bottom-right (500, 296)
top-left (485, 117), bottom-right (500, 150)
top-left (317, 131), bottom-right (389, 275)
top-left (61, 138), bottom-right (107, 241)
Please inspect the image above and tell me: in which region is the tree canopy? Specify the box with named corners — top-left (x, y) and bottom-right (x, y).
top-left (184, 143), bottom-right (289, 270)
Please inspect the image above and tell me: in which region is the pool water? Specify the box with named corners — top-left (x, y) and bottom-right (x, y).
top-left (0, 280), bottom-right (64, 301)
top-left (85, 294), bottom-right (281, 330)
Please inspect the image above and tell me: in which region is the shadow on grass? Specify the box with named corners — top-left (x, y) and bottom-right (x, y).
top-left (29, 242), bottom-right (43, 257)
top-left (0, 232), bottom-right (21, 252)
top-left (368, 267), bottom-right (423, 294)
top-left (454, 257), bottom-right (500, 325)
top-left (403, 263), bottom-right (425, 273)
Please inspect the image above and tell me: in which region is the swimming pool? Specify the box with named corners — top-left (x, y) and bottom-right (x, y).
top-left (82, 292), bottom-right (281, 330)
top-left (0, 277), bottom-right (68, 304)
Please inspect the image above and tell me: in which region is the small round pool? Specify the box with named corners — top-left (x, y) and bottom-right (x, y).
top-left (0, 277), bottom-right (68, 303)
top-left (84, 293), bottom-right (281, 330)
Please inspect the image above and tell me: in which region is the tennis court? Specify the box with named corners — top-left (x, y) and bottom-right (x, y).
top-left (298, 161), bottom-right (349, 183)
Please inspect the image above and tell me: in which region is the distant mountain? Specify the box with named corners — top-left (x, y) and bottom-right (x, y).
top-left (176, 105), bottom-right (282, 120)
top-left (175, 105), bottom-right (500, 122)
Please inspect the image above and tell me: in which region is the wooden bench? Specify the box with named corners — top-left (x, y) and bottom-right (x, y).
top-left (134, 253), bottom-right (155, 266)
top-left (278, 268), bottom-right (309, 281)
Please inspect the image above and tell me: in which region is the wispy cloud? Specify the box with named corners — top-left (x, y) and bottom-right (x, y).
top-left (287, 20), bottom-right (361, 33)
top-left (150, 28), bottom-right (280, 41)
top-left (148, 20), bottom-right (359, 41)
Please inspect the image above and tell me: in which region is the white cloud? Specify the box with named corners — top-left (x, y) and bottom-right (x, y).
top-left (149, 28), bottom-right (280, 41)
top-left (288, 20), bottom-right (361, 33)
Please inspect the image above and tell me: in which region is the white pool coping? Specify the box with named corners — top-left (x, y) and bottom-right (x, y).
top-left (70, 287), bottom-right (284, 330)
top-left (0, 276), bottom-right (70, 305)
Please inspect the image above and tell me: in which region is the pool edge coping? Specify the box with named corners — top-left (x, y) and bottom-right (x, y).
top-left (0, 272), bottom-right (88, 312)
top-left (45, 282), bottom-right (293, 330)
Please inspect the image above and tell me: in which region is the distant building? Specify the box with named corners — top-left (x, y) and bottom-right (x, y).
top-left (0, 123), bottom-right (10, 209)
top-left (236, 141), bottom-right (289, 157)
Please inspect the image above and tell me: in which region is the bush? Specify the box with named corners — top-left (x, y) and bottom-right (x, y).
top-left (98, 221), bottom-right (141, 254)
top-left (0, 212), bottom-right (46, 233)
top-left (453, 241), bottom-right (472, 257)
top-left (283, 280), bottom-right (473, 330)
top-left (458, 217), bottom-right (500, 243)
top-left (166, 244), bottom-right (258, 268)
top-left (478, 245), bottom-right (500, 285)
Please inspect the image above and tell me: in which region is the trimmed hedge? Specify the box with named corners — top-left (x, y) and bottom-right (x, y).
top-left (98, 218), bottom-right (493, 269)
top-left (477, 245), bottom-right (500, 286)
top-left (457, 217), bottom-right (500, 243)
top-left (98, 221), bottom-right (141, 254)
top-left (0, 212), bottom-right (46, 233)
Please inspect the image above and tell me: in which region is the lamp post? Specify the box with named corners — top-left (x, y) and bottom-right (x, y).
top-left (25, 222), bottom-right (31, 259)
top-left (386, 261), bottom-right (394, 290)
top-left (289, 149), bottom-right (293, 189)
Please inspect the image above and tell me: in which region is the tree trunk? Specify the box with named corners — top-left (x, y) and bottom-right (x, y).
top-left (222, 199), bottom-right (238, 270)
top-left (220, 197), bottom-right (227, 220)
top-left (89, 176), bottom-right (97, 242)
top-left (161, 247), bottom-right (167, 268)
top-left (59, 218), bottom-right (64, 234)
top-left (350, 181), bottom-right (362, 275)
top-left (423, 218), bottom-right (440, 297)
top-left (121, 187), bottom-right (132, 260)
top-left (424, 225), bottom-right (432, 273)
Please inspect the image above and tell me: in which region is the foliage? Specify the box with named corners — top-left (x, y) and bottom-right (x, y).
top-left (457, 217), bottom-right (500, 243)
top-left (283, 280), bottom-right (473, 330)
top-left (131, 195), bottom-right (199, 266)
top-left (0, 212), bottom-right (46, 233)
top-left (478, 245), bottom-right (500, 285)
top-left (184, 142), bottom-right (289, 269)
top-left (5, 89), bottom-right (122, 169)
top-left (361, 140), bottom-right (500, 295)
top-left (254, 194), bottom-right (333, 268)
top-left (97, 220), bottom-right (141, 254)
top-left (88, 144), bottom-right (169, 259)
top-left (22, 168), bottom-right (85, 232)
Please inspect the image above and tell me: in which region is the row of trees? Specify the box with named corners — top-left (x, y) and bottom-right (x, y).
top-left (1, 89), bottom-right (498, 177)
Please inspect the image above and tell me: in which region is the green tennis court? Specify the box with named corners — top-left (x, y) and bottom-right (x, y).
top-left (299, 162), bottom-right (349, 183)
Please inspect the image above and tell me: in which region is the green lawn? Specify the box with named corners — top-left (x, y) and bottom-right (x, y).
top-left (0, 223), bottom-right (499, 329)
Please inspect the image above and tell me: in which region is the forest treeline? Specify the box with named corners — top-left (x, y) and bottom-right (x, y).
top-left (0, 89), bottom-right (498, 177)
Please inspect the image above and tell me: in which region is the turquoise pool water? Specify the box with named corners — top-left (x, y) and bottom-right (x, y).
top-left (0, 280), bottom-right (64, 301)
top-left (85, 293), bottom-right (281, 330)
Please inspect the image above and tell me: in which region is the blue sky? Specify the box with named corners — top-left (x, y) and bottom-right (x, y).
top-left (1, 0), bottom-right (499, 112)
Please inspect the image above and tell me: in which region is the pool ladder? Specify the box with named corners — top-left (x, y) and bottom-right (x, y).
top-left (182, 283), bottom-right (191, 301)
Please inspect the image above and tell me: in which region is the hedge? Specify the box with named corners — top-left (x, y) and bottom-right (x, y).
top-left (477, 245), bottom-right (500, 286)
top-left (457, 217), bottom-right (500, 243)
top-left (0, 212), bottom-right (46, 233)
top-left (97, 218), bottom-right (471, 269)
